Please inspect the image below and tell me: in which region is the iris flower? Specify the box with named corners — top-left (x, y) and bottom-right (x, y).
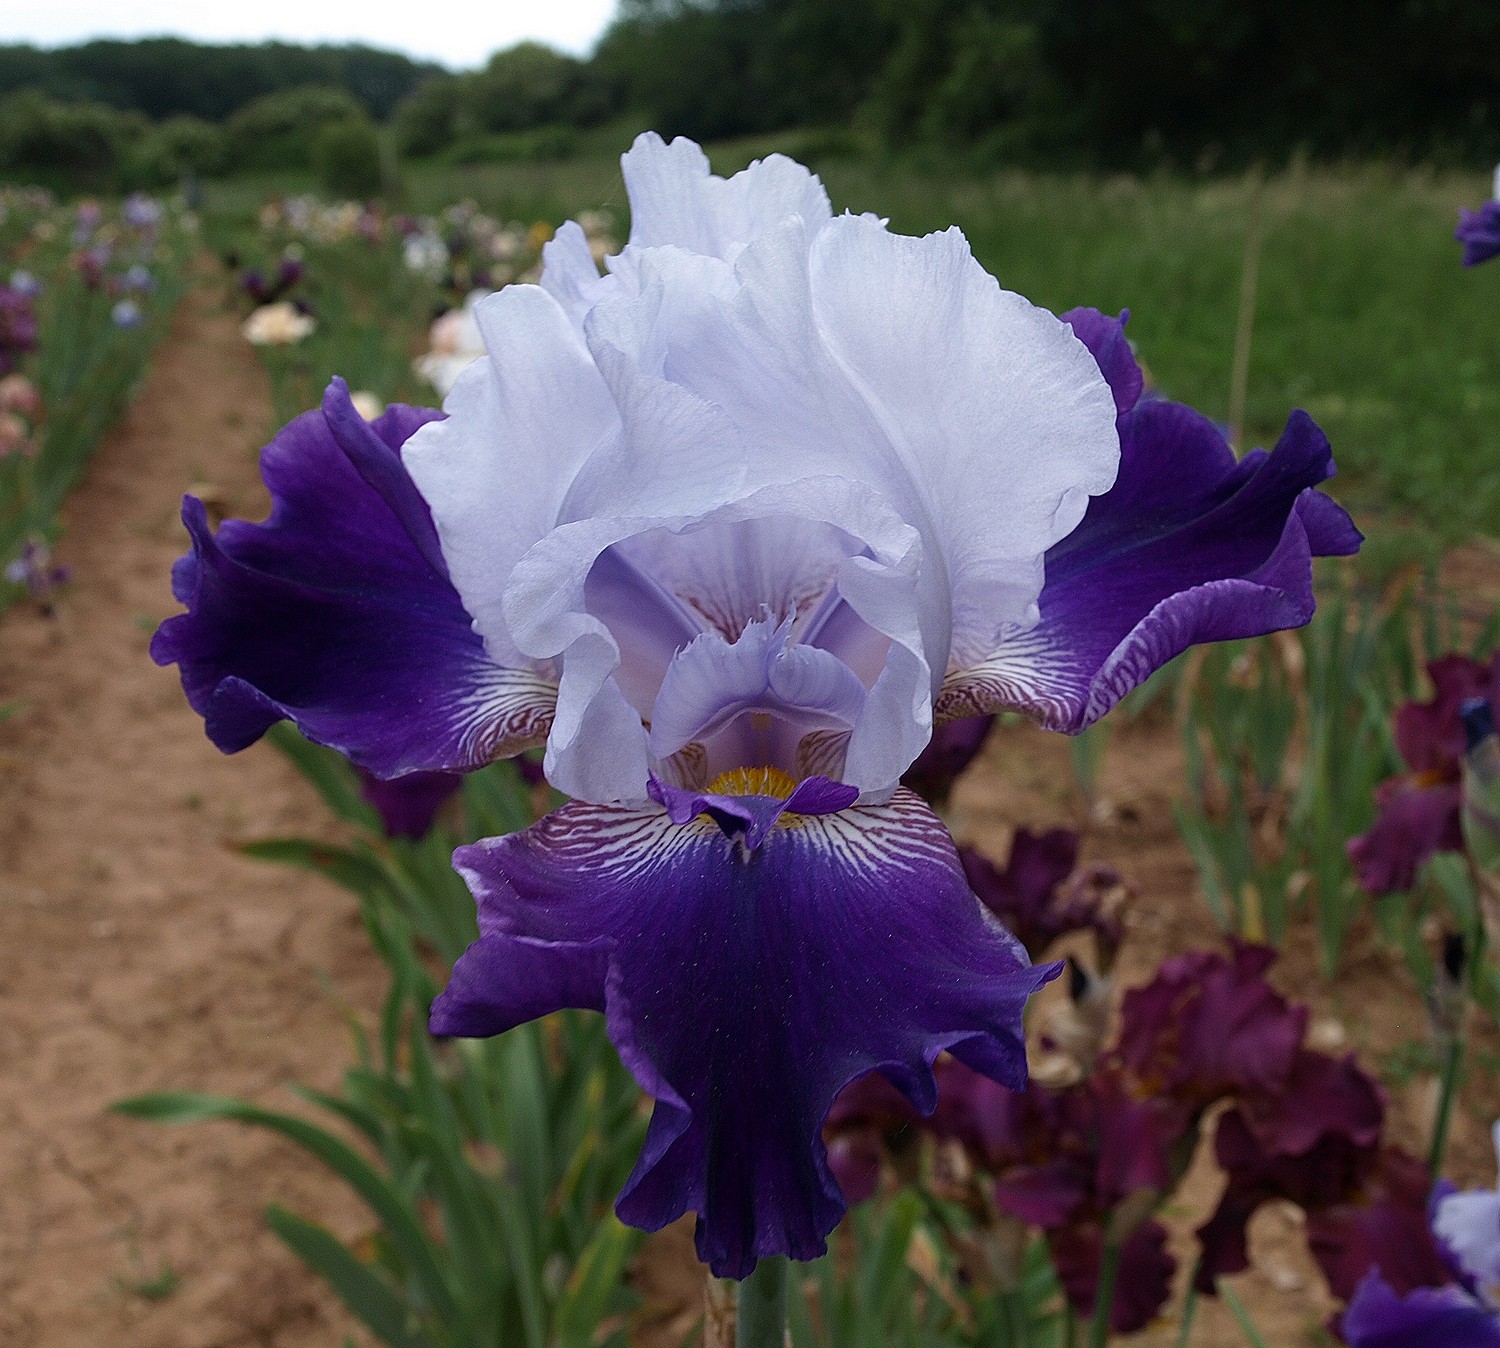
top-left (154, 134), bottom-right (1358, 1277)
top-left (1456, 166), bottom-right (1500, 267)
top-left (1343, 1123), bottom-right (1500, 1346)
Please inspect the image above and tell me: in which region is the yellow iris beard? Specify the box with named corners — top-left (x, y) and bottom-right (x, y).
top-left (707, 766), bottom-right (800, 799)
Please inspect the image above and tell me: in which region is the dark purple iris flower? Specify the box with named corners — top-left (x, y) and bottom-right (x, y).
top-left (1112, 942), bottom-right (1306, 1105)
top-left (1050, 1220), bottom-right (1177, 1335)
top-left (356, 767), bottom-right (463, 839)
top-left (0, 285), bottom-right (38, 376)
top-left (1194, 1051), bottom-right (1442, 1301)
top-left (243, 258), bottom-right (306, 307)
top-left (154, 136), bottom-right (1359, 1278)
top-left (1457, 198), bottom-right (1500, 268)
top-left (899, 713), bottom-right (993, 807)
top-left (1349, 653), bottom-right (1500, 895)
top-left (960, 827), bottom-right (1124, 965)
top-left (1340, 1123), bottom-right (1500, 1344)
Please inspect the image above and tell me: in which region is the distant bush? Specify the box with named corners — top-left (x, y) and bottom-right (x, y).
top-left (126, 114), bottom-right (224, 186)
top-left (435, 125), bottom-right (580, 166)
top-left (0, 89), bottom-right (144, 190)
top-left (392, 74), bottom-right (473, 158)
top-left (312, 116), bottom-right (385, 198)
top-left (392, 44), bottom-right (619, 160)
top-left (224, 85), bottom-right (367, 172)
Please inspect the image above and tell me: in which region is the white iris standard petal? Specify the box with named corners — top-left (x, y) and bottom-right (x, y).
top-left (403, 132), bottom-right (1120, 806)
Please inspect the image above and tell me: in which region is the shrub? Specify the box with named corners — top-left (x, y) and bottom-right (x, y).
top-left (126, 115), bottom-right (225, 186)
top-left (0, 90), bottom-right (144, 191)
top-left (224, 85), bottom-right (367, 172)
top-left (391, 73), bottom-right (478, 158)
top-left (311, 116), bottom-right (385, 199)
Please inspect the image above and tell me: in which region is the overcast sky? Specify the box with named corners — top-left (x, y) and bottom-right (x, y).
top-left (0, 0), bottom-right (621, 68)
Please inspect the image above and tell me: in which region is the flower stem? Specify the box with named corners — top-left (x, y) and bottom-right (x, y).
top-left (737, 1257), bottom-right (788, 1348)
top-left (1429, 1025), bottom-right (1465, 1178)
top-left (1174, 1265), bottom-right (1199, 1347)
top-left (1088, 1241), bottom-right (1121, 1348)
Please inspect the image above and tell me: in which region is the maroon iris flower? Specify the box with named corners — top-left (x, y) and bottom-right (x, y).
top-left (0, 285), bottom-right (38, 376)
top-left (1349, 653), bottom-right (1500, 895)
top-left (959, 828), bottom-right (1125, 967)
top-left (1195, 1051), bottom-right (1443, 1302)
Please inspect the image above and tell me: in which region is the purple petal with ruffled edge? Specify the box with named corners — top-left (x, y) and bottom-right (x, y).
top-left (1060, 307), bottom-right (1144, 415)
top-left (1343, 1271), bottom-right (1500, 1348)
top-left (152, 381), bottom-right (557, 778)
top-left (937, 311), bottom-right (1361, 732)
top-left (1457, 201), bottom-right (1500, 268)
top-left (429, 788), bottom-right (1055, 1277)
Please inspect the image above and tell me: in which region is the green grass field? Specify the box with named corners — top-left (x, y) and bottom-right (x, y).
top-left (205, 126), bottom-right (1500, 545)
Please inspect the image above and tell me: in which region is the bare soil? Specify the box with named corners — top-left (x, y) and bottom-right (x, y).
top-left (2, 276), bottom-right (1496, 1346)
top-left (0, 277), bottom-right (380, 1348)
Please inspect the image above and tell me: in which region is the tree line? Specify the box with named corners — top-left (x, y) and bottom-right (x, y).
top-left (2, 0), bottom-right (1498, 195)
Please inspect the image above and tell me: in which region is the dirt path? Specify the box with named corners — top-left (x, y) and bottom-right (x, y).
top-left (0, 276), bottom-right (378, 1348)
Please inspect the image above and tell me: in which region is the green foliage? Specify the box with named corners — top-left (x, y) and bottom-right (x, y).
top-left (126, 115), bottom-right (224, 186)
top-left (390, 45), bottom-right (618, 162)
top-left (1170, 579), bottom-right (1484, 973)
top-left (312, 116), bottom-right (386, 200)
top-left (594, 0), bottom-right (1500, 166)
top-left (0, 38), bottom-right (441, 123)
top-left (392, 75), bottom-right (479, 159)
top-left (1, 197), bottom-right (191, 616)
top-left (118, 733), bottom-right (648, 1348)
top-left (470, 44), bottom-right (588, 133)
top-left (435, 127), bottom-right (581, 167)
top-left (225, 85), bottom-right (369, 173)
top-left (0, 89), bottom-right (145, 190)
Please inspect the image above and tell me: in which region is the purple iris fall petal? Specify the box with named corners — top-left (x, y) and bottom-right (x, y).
top-left (1343, 1271), bottom-right (1500, 1347)
top-left (1457, 201), bottom-right (1500, 268)
top-left (430, 787), bottom-right (1055, 1277)
top-left (152, 381), bottom-right (557, 778)
top-left (936, 335), bottom-right (1361, 731)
